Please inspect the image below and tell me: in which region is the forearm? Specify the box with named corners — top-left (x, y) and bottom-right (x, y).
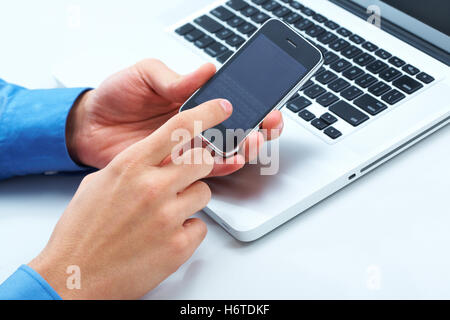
top-left (0, 79), bottom-right (90, 180)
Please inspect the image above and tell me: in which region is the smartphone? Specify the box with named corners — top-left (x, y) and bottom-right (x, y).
top-left (179, 19), bottom-right (323, 157)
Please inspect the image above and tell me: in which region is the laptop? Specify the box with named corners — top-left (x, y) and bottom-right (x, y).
top-left (53, 0), bottom-right (450, 242)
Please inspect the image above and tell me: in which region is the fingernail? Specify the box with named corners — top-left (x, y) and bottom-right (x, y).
top-left (220, 99), bottom-right (233, 114)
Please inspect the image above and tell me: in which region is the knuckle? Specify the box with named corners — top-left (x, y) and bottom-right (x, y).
top-left (169, 113), bottom-right (190, 131)
top-left (136, 58), bottom-right (162, 69)
top-left (196, 181), bottom-right (212, 205)
top-left (153, 209), bottom-right (173, 229)
top-left (80, 172), bottom-right (96, 186)
top-left (170, 233), bottom-right (189, 254)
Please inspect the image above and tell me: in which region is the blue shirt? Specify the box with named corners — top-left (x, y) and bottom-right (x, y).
top-left (0, 79), bottom-right (89, 299)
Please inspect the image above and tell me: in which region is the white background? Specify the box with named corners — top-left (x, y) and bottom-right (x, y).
top-left (0, 0), bottom-right (449, 299)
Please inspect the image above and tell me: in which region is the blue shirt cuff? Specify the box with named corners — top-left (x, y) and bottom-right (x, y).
top-left (0, 265), bottom-right (61, 300)
top-left (0, 82), bottom-right (91, 180)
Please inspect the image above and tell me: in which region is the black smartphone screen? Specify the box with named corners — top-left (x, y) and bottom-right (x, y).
top-left (180, 19), bottom-right (322, 155)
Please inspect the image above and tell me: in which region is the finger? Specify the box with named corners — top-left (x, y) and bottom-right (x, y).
top-left (182, 218), bottom-right (208, 254)
top-left (241, 131), bottom-right (265, 163)
top-left (174, 181), bottom-right (212, 219)
top-left (260, 110), bottom-right (284, 141)
top-left (135, 59), bottom-right (216, 103)
top-left (207, 153), bottom-right (246, 177)
top-left (206, 131), bottom-right (263, 177)
top-left (160, 148), bottom-right (214, 192)
top-left (136, 99), bottom-right (233, 166)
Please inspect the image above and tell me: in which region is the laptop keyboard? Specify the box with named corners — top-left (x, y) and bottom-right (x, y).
top-left (174, 0), bottom-right (435, 142)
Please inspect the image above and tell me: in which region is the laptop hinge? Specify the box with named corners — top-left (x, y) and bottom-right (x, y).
top-left (329, 0), bottom-right (450, 66)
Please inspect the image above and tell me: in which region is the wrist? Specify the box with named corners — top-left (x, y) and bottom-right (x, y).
top-left (66, 90), bottom-right (93, 166)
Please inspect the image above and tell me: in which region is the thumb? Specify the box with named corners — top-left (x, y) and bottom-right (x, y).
top-left (135, 59), bottom-right (216, 103)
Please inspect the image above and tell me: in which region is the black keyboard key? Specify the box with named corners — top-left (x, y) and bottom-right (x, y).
top-left (176, 23), bottom-right (194, 35)
top-left (311, 118), bottom-right (329, 130)
top-left (343, 66), bottom-right (364, 80)
top-left (283, 12), bottom-right (302, 24)
top-left (313, 14), bottom-right (327, 23)
top-left (354, 53), bottom-right (375, 66)
top-left (416, 72), bottom-right (434, 84)
top-left (227, 0), bottom-right (248, 10)
top-left (354, 94), bottom-right (387, 115)
top-left (295, 19), bottom-right (314, 31)
top-left (324, 126), bottom-right (342, 139)
top-left (349, 34), bottom-right (365, 44)
top-left (341, 46), bottom-right (362, 59)
top-left (194, 35), bottom-right (215, 48)
top-left (300, 80), bottom-right (314, 91)
top-left (307, 25), bottom-right (326, 38)
top-left (315, 67), bottom-right (326, 76)
top-left (368, 81), bottom-right (391, 96)
top-left (314, 43), bottom-right (327, 55)
top-left (316, 71), bottom-right (338, 85)
top-left (330, 59), bottom-right (352, 72)
top-left (216, 28), bottom-right (234, 40)
top-left (340, 86), bottom-right (363, 100)
top-left (301, 7), bottom-right (315, 16)
top-left (355, 73), bottom-right (377, 88)
top-left (262, 1), bottom-right (280, 11)
top-left (287, 96), bottom-right (311, 113)
top-left (211, 6), bottom-right (235, 21)
top-left (288, 93), bottom-right (299, 102)
top-left (375, 49), bottom-right (392, 60)
top-left (320, 112), bottom-right (338, 125)
top-left (325, 20), bottom-right (339, 30)
top-left (402, 64), bottom-right (420, 75)
top-left (316, 92), bottom-right (339, 107)
top-left (388, 56), bottom-right (405, 67)
top-left (195, 15), bottom-right (224, 33)
top-left (379, 67), bottom-right (402, 82)
top-left (392, 75), bottom-right (423, 94)
top-left (217, 50), bottom-right (234, 64)
top-left (252, 0), bottom-right (269, 4)
top-left (328, 78), bottom-right (350, 92)
top-left (304, 84), bottom-right (326, 98)
top-left (323, 51), bottom-right (339, 65)
top-left (184, 29), bottom-right (205, 42)
top-left (381, 89), bottom-right (405, 105)
top-left (252, 12), bottom-right (270, 24)
top-left (362, 41), bottom-right (378, 52)
top-left (329, 39), bottom-right (350, 51)
top-left (318, 32), bottom-right (338, 45)
top-left (237, 22), bottom-right (257, 35)
top-left (241, 6), bottom-right (259, 17)
top-left (205, 42), bottom-right (228, 57)
top-left (299, 109), bottom-right (315, 121)
top-left (226, 34), bottom-right (245, 47)
top-left (366, 60), bottom-right (388, 74)
top-left (337, 27), bottom-right (352, 37)
top-left (228, 16), bottom-right (245, 28)
top-left (273, 6), bottom-right (291, 17)
top-left (289, 1), bottom-right (303, 10)
top-left (329, 100), bottom-right (369, 126)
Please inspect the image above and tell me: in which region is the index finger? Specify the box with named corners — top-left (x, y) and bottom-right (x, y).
top-left (136, 99), bottom-right (233, 166)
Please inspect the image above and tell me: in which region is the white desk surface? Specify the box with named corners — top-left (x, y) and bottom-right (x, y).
top-left (1, 1), bottom-right (449, 299)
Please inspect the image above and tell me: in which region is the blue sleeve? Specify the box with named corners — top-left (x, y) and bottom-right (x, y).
top-left (0, 78), bottom-right (91, 180)
top-left (0, 265), bottom-right (61, 300)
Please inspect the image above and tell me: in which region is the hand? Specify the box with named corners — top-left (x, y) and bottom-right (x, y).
top-left (67, 59), bottom-right (284, 177)
top-left (29, 99), bottom-right (232, 299)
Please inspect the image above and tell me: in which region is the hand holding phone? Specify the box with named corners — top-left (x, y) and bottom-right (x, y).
top-left (180, 19), bottom-right (323, 157)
